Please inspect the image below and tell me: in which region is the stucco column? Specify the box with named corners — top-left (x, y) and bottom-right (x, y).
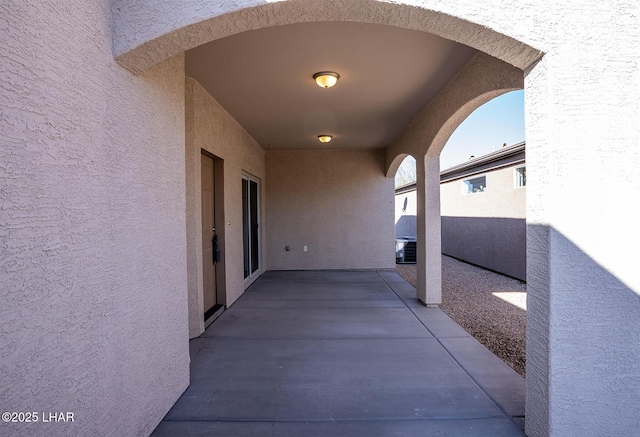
top-left (415, 154), bottom-right (442, 306)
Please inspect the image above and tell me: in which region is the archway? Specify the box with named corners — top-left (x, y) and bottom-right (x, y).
top-left (112, 0), bottom-right (542, 74)
top-left (392, 154), bottom-right (418, 265)
top-left (438, 91), bottom-right (527, 377)
top-left (5, 1), bottom-right (638, 436)
top-left (113, 2), bottom-right (544, 435)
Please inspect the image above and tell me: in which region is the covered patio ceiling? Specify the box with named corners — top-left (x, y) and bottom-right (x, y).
top-left (186, 21), bottom-right (477, 150)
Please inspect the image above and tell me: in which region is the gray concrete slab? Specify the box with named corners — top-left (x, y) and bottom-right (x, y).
top-left (405, 306), bottom-right (472, 338)
top-left (234, 299), bottom-right (407, 309)
top-left (242, 280), bottom-right (399, 302)
top-left (259, 270), bottom-right (383, 283)
top-left (387, 280), bottom-right (475, 337)
top-left (439, 337), bottom-right (525, 418)
top-left (201, 307), bottom-right (433, 339)
top-left (512, 416), bottom-right (526, 433)
top-left (376, 270), bottom-right (407, 283)
top-left (386, 276), bottom-right (525, 417)
top-left (386, 280), bottom-right (420, 301)
top-left (153, 418), bottom-right (524, 436)
top-left (417, 316), bottom-right (472, 338)
top-left (168, 337), bottom-right (502, 421)
top-left (152, 270), bottom-right (525, 436)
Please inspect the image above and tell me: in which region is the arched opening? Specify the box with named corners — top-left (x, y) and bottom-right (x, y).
top-left (393, 155), bottom-right (418, 264)
top-left (6, 2), bottom-right (638, 436)
top-left (438, 90), bottom-right (527, 377)
top-left (114, 2), bottom-right (545, 435)
top-left (439, 90), bottom-right (526, 279)
top-left (389, 90), bottom-right (527, 377)
top-left (112, 1), bottom-right (542, 74)
top-left (440, 90), bottom-right (525, 170)
top-left (178, 12), bottom-right (533, 437)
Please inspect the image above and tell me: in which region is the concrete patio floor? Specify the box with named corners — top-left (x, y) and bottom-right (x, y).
top-left (152, 271), bottom-right (525, 436)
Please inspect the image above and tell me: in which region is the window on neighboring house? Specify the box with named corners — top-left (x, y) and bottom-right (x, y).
top-left (515, 166), bottom-right (526, 187)
top-left (463, 175), bottom-right (486, 194)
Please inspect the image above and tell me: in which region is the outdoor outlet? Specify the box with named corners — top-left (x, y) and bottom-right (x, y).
top-left (303, 246), bottom-right (307, 252)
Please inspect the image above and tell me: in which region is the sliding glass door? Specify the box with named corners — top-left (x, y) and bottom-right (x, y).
top-left (242, 174), bottom-right (260, 280)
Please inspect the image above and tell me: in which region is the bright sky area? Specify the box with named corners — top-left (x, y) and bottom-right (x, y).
top-left (440, 90), bottom-right (525, 169)
top-left (395, 90), bottom-right (525, 186)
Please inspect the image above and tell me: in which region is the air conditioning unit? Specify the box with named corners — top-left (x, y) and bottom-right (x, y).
top-left (395, 237), bottom-right (417, 264)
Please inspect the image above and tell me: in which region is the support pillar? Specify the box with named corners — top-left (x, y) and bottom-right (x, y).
top-left (415, 154), bottom-right (442, 306)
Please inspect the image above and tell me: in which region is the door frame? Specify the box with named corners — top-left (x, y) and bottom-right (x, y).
top-left (242, 172), bottom-right (262, 288)
top-left (202, 150), bottom-right (226, 312)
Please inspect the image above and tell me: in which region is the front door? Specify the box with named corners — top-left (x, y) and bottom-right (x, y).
top-left (201, 154), bottom-right (216, 314)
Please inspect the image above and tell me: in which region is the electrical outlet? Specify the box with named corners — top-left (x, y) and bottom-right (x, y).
top-left (303, 246), bottom-right (307, 252)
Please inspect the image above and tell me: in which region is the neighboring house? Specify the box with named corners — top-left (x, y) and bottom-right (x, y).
top-left (441, 142), bottom-right (526, 280)
top-left (395, 142), bottom-right (526, 280)
top-left (1, 2), bottom-right (638, 437)
top-left (394, 181), bottom-right (418, 263)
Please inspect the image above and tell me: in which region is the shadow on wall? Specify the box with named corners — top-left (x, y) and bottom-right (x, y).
top-left (395, 215), bottom-right (417, 238)
top-left (525, 224), bottom-right (640, 437)
top-left (442, 216), bottom-right (526, 280)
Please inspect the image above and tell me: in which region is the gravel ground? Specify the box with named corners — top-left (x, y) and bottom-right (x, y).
top-left (396, 256), bottom-right (526, 377)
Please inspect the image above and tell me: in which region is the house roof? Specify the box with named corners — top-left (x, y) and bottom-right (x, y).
top-left (394, 141), bottom-right (525, 193)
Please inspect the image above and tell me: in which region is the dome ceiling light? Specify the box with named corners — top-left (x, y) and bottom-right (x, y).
top-left (313, 71), bottom-right (340, 88)
top-left (317, 135), bottom-right (333, 143)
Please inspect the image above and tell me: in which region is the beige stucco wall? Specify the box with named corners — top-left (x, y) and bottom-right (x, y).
top-left (111, 0), bottom-right (541, 74)
top-left (440, 165), bottom-right (526, 218)
top-left (394, 189), bottom-right (418, 238)
top-left (394, 163), bottom-right (526, 235)
top-left (0, 3), bottom-right (189, 436)
top-left (2, 1), bottom-right (638, 437)
top-left (440, 164), bottom-right (527, 280)
top-left (185, 78), bottom-right (265, 338)
top-left (266, 149), bottom-right (395, 270)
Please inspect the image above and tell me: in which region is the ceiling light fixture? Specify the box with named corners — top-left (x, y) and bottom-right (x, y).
top-left (317, 135), bottom-right (333, 143)
top-left (313, 71), bottom-right (340, 88)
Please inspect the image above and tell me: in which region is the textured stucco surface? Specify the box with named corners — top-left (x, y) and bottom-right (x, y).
top-left (521, 4), bottom-right (640, 437)
top-left (1, 1), bottom-right (638, 436)
top-left (440, 163), bottom-right (527, 280)
top-left (414, 155), bottom-right (442, 305)
top-left (394, 163), bottom-right (526, 280)
top-left (185, 78), bottom-right (266, 336)
top-left (110, 0), bottom-right (542, 74)
top-left (394, 189), bottom-right (417, 238)
top-left (441, 217), bottom-right (526, 281)
top-left (0, 2), bottom-right (189, 436)
top-left (266, 150), bottom-right (394, 271)
top-left (440, 164), bottom-right (526, 219)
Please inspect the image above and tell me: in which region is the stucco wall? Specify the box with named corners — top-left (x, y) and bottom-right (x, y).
top-left (110, 0), bottom-right (542, 74)
top-left (440, 164), bottom-right (526, 279)
top-left (185, 78), bottom-right (266, 330)
top-left (394, 163), bottom-right (526, 280)
top-left (0, 2), bottom-right (189, 436)
top-left (266, 150), bottom-right (395, 270)
top-left (441, 216), bottom-right (525, 280)
top-left (440, 164), bottom-right (526, 219)
top-left (394, 189), bottom-right (418, 238)
top-left (522, 5), bottom-right (639, 436)
top-left (2, 1), bottom-right (639, 436)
